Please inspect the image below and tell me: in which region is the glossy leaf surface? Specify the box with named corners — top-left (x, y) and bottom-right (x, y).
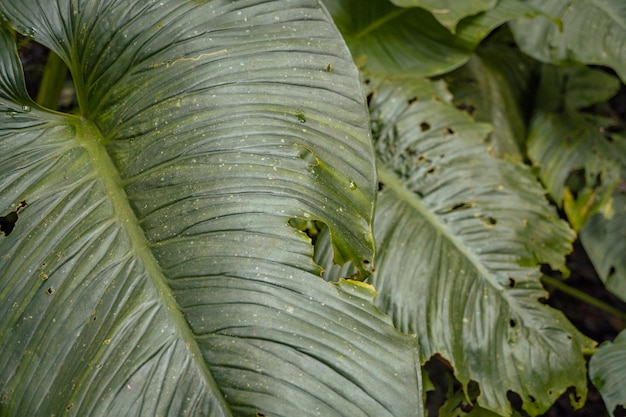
top-left (443, 35), bottom-right (537, 161)
top-left (323, 0), bottom-right (543, 77)
top-left (389, 0), bottom-right (498, 32)
top-left (510, 0), bottom-right (626, 82)
top-left (589, 329), bottom-right (626, 417)
top-left (580, 192), bottom-right (626, 302)
top-left (317, 76), bottom-right (592, 416)
top-left (0, 1), bottom-right (423, 416)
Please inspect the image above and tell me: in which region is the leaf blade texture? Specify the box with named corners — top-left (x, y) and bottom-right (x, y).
top-left (0, 1), bottom-right (423, 416)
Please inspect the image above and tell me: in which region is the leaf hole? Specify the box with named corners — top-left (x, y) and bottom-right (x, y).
top-left (444, 127), bottom-right (455, 135)
top-left (17, 36), bottom-right (76, 111)
top-left (509, 319), bottom-right (517, 328)
top-left (450, 202), bottom-right (471, 212)
top-left (288, 218), bottom-right (323, 245)
top-left (408, 97), bottom-right (418, 105)
top-left (483, 216), bottom-right (497, 226)
top-left (506, 391), bottom-right (523, 410)
top-left (377, 182), bottom-right (385, 191)
top-left (508, 277), bottom-right (516, 288)
top-left (420, 122), bottom-right (430, 131)
top-left (613, 405), bottom-right (625, 417)
top-left (565, 168), bottom-right (586, 195)
top-left (457, 103), bottom-right (476, 116)
top-left (0, 200), bottom-right (27, 237)
top-left (46, 287), bottom-right (55, 295)
top-left (608, 266), bottom-right (616, 278)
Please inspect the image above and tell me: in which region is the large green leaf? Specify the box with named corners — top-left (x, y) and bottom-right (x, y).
top-left (589, 329), bottom-right (626, 417)
top-left (323, 0), bottom-right (544, 77)
top-left (526, 66), bottom-right (624, 230)
top-left (443, 32), bottom-right (537, 161)
top-left (322, 0), bottom-right (474, 76)
top-left (0, 1), bottom-right (424, 416)
top-left (580, 191), bottom-right (626, 302)
top-left (388, 0), bottom-right (498, 32)
top-left (316, 76), bottom-right (593, 416)
top-left (526, 64), bottom-right (626, 300)
top-left (509, 0), bottom-right (626, 83)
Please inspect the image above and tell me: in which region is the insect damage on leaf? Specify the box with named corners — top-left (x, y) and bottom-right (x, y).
top-left (0, 200), bottom-right (27, 236)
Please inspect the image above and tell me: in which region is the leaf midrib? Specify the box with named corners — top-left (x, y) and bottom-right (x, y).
top-left (77, 118), bottom-right (232, 414)
top-left (376, 166), bottom-right (516, 310)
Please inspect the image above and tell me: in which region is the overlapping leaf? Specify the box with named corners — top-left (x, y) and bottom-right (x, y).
top-left (509, 0), bottom-right (626, 83)
top-left (316, 76), bottom-right (592, 416)
top-left (322, 0), bottom-right (474, 76)
top-left (388, 0), bottom-right (498, 32)
top-left (526, 66), bottom-right (624, 230)
top-left (443, 35), bottom-right (537, 161)
top-left (580, 192), bottom-right (626, 302)
top-left (589, 329), bottom-right (626, 417)
top-left (323, 0), bottom-right (543, 77)
top-left (0, 1), bottom-right (423, 416)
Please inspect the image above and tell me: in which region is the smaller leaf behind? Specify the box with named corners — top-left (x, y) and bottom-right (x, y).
top-left (322, 0), bottom-right (475, 76)
top-left (318, 76), bottom-right (591, 416)
top-left (324, 0), bottom-right (546, 78)
top-left (527, 111), bottom-right (625, 230)
top-left (388, 0), bottom-right (498, 33)
top-left (589, 329), bottom-right (626, 417)
top-left (580, 191), bottom-right (626, 302)
top-left (510, 0), bottom-right (626, 83)
top-left (443, 31), bottom-right (538, 161)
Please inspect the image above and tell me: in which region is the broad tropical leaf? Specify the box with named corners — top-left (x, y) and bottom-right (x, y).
top-left (443, 33), bottom-right (537, 161)
top-left (580, 191), bottom-right (626, 302)
top-left (533, 65), bottom-right (621, 114)
top-left (526, 64), bottom-right (626, 298)
top-left (322, 0), bottom-right (474, 76)
top-left (388, 0), bottom-right (498, 32)
top-left (528, 110), bottom-right (621, 231)
top-left (526, 66), bottom-right (624, 230)
top-left (322, 0), bottom-right (544, 77)
top-left (509, 0), bottom-right (626, 83)
top-left (317, 76), bottom-right (593, 416)
top-left (589, 329), bottom-right (626, 417)
top-left (0, 1), bottom-right (424, 416)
